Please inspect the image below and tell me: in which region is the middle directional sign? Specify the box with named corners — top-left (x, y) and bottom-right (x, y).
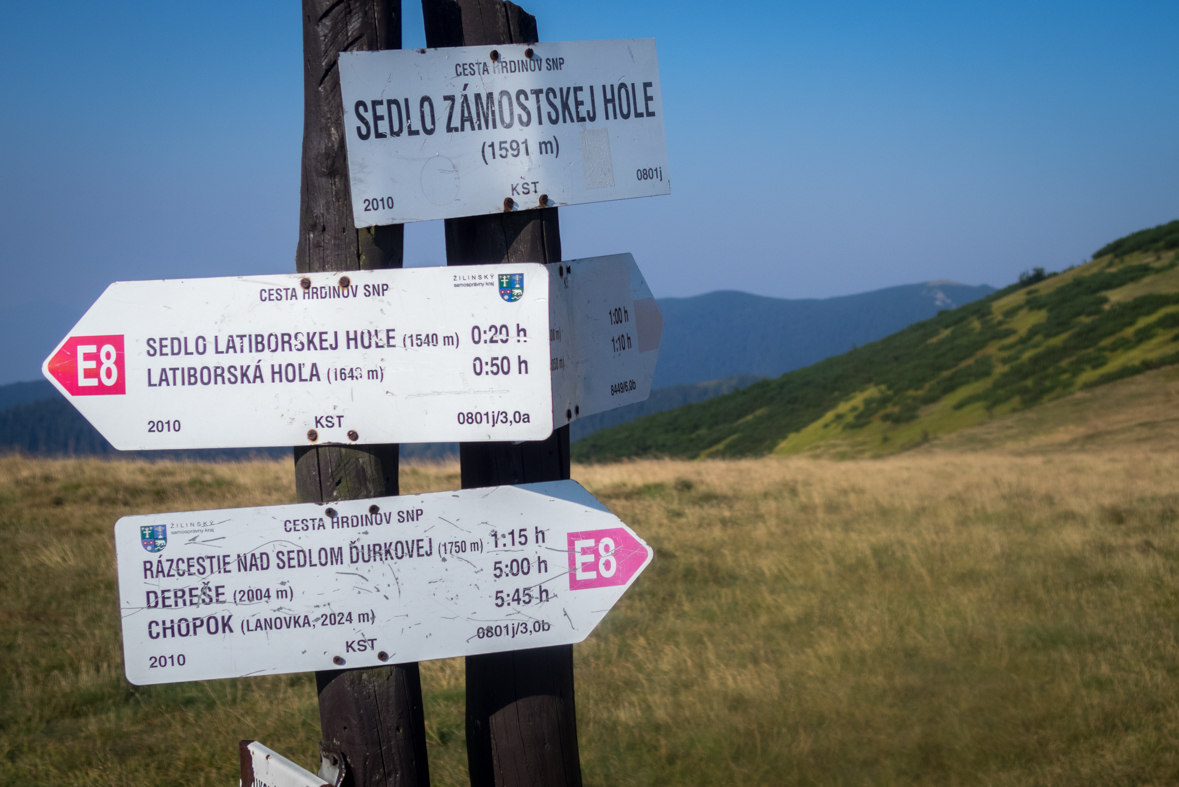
top-left (41, 255), bottom-right (661, 451)
top-left (115, 480), bottom-right (652, 685)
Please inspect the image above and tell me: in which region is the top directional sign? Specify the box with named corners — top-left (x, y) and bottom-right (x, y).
top-left (42, 255), bottom-right (661, 451)
top-left (338, 39), bottom-right (669, 226)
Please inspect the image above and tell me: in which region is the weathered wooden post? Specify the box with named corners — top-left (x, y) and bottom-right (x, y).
top-left (420, 2), bottom-right (581, 785)
top-left (296, 1), bottom-right (430, 784)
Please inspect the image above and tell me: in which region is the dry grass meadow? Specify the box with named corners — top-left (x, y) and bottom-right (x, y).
top-left (3, 441), bottom-right (1179, 784)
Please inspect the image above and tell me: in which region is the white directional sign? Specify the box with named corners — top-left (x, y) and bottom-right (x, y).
top-left (241, 742), bottom-right (328, 787)
top-left (549, 253), bottom-right (662, 424)
top-left (338, 39), bottom-right (669, 226)
top-left (116, 481), bottom-right (652, 685)
top-left (42, 255), bottom-right (661, 451)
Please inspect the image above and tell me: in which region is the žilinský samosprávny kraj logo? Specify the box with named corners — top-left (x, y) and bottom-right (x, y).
top-left (140, 525), bottom-right (167, 553)
top-left (498, 273), bottom-right (524, 302)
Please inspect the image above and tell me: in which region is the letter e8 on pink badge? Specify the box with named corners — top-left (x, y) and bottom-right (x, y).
top-left (567, 528), bottom-right (649, 590)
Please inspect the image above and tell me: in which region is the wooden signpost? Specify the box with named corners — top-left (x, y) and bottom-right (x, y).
top-left (420, 2), bottom-right (581, 783)
top-left (294, 3), bottom-right (425, 786)
top-left (44, 0), bottom-right (670, 785)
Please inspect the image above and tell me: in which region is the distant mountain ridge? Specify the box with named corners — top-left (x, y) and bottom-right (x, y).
top-left (653, 281), bottom-right (995, 387)
top-left (0, 380), bottom-right (55, 411)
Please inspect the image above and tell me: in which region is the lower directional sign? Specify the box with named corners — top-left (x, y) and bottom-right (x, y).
top-left (116, 481), bottom-right (651, 685)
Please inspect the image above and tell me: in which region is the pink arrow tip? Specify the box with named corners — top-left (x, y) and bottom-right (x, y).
top-left (46, 335), bottom-right (127, 397)
top-left (566, 528), bottom-right (649, 590)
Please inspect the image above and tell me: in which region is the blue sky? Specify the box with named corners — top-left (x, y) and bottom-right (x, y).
top-left (1, 0), bottom-right (1176, 384)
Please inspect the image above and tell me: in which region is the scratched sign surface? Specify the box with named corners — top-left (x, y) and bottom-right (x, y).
top-left (338, 39), bottom-right (669, 226)
top-left (43, 255), bottom-right (662, 451)
top-left (41, 264), bottom-right (554, 449)
top-left (115, 481), bottom-right (652, 685)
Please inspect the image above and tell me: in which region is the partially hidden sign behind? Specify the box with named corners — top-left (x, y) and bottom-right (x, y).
top-left (338, 39), bottom-right (669, 226)
top-left (42, 255), bottom-right (662, 451)
top-left (114, 480), bottom-right (652, 685)
top-left (240, 741), bottom-right (328, 787)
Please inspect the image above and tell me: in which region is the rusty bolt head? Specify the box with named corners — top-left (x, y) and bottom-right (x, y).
top-left (333, 656), bottom-right (344, 665)
top-left (339, 276), bottom-right (350, 289)
top-left (377, 651), bottom-right (389, 662)
top-left (503, 197), bottom-right (514, 212)
top-left (525, 48), bottom-right (534, 59)
top-left (348, 430), bottom-right (359, 442)
top-left (369, 504), bottom-right (380, 515)
top-left (300, 277), bottom-right (311, 290)
top-left (490, 49), bottom-right (500, 62)
top-left (307, 429), bottom-right (318, 442)
top-left (325, 507), bottom-right (337, 518)
top-left (539, 194), bottom-right (549, 206)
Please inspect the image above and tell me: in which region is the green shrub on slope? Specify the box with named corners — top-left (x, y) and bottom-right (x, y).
top-left (573, 294), bottom-right (1018, 461)
top-left (1093, 220), bottom-right (1179, 259)
top-left (575, 222), bottom-right (1179, 462)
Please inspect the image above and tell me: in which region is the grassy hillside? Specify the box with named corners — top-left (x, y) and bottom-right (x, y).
top-left (571, 375), bottom-right (763, 442)
top-left (6, 447), bottom-right (1179, 785)
top-left (916, 363), bottom-right (1179, 455)
top-left (574, 220), bottom-right (1179, 461)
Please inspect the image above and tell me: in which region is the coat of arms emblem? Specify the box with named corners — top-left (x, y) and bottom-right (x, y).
top-left (141, 525), bottom-right (167, 553)
top-left (498, 273), bottom-right (524, 302)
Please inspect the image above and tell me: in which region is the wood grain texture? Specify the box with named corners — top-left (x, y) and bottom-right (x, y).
top-left (297, 2), bottom-right (428, 785)
top-left (239, 740), bottom-right (255, 787)
top-left (465, 646), bottom-right (580, 787)
top-left (294, 444), bottom-right (401, 505)
top-left (316, 665), bottom-right (430, 787)
top-left (297, 0), bottom-right (404, 273)
top-left (422, 0), bottom-right (537, 47)
top-left (423, 2), bottom-right (582, 785)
